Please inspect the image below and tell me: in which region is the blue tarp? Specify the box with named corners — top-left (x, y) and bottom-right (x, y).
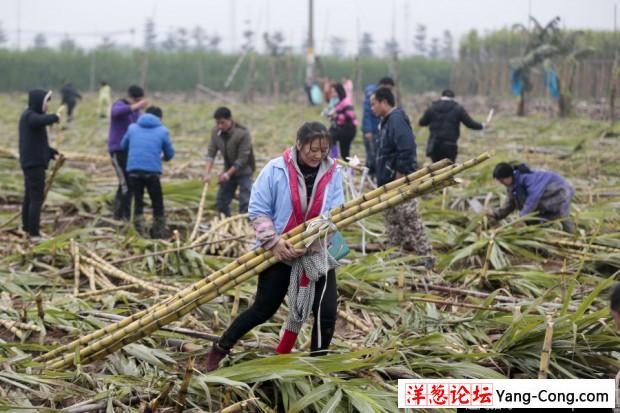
top-left (510, 69), bottom-right (523, 96)
top-left (544, 69), bottom-right (560, 99)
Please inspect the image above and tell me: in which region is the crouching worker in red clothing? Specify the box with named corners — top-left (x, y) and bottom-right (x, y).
top-left (206, 121), bottom-right (345, 371)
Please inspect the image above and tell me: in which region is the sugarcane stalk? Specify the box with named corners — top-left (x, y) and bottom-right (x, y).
top-left (41, 156), bottom-right (487, 367)
top-left (76, 284), bottom-right (141, 299)
top-left (80, 264), bottom-right (97, 291)
top-left (38, 160), bottom-right (455, 363)
top-left (146, 381), bottom-right (173, 412)
top-left (71, 239), bottom-right (80, 296)
top-left (337, 309), bottom-right (372, 333)
top-left (218, 398), bottom-right (259, 413)
top-left (0, 320), bottom-right (41, 332)
top-left (0, 320), bottom-right (26, 338)
top-left (35, 292), bottom-right (45, 323)
top-left (189, 182), bottom-right (209, 242)
top-left (398, 268), bottom-right (405, 303)
top-left (191, 213), bottom-right (249, 246)
top-left (175, 357), bottom-right (194, 413)
top-left (47, 159), bottom-right (480, 369)
top-left (230, 285), bottom-right (241, 318)
top-left (538, 315), bottom-right (554, 379)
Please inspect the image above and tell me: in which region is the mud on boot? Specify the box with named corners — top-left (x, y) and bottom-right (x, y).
top-left (150, 215), bottom-right (169, 239)
top-left (206, 343), bottom-right (229, 372)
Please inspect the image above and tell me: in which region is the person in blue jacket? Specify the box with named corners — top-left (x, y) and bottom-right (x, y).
top-left (361, 76), bottom-right (395, 177)
top-left (121, 106), bottom-right (175, 238)
top-left (487, 162), bottom-right (575, 233)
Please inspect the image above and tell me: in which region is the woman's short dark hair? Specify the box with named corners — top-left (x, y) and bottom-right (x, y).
top-left (146, 106), bottom-right (163, 119)
top-left (373, 87), bottom-right (395, 107)
top-left (296, 121), bottom-right (331, 146)
top-left (332, 83), bottom-right (346, 100)
top-left (214, 107), bottom-right (232, 120)
top-left (128, 85), bottom-right (144, 99)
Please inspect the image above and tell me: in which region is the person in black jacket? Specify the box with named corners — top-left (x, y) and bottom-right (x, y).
top-left (18, 89), bottom-right (61, 238)
top-left (371, 87), bottom-right (435, 270)
top-left (418, 89), bottom-right (485, 163)
top-left (60, 81), bottom-right (82, 122)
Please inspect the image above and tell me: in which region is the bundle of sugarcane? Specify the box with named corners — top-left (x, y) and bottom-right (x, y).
top-left (39, 154), bottom-right (490, 369)
top-left (192, 214), bottom-right (253, 257)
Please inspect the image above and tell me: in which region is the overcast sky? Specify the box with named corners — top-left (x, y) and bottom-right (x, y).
top-left (1, 0), bottom-right (617, 55)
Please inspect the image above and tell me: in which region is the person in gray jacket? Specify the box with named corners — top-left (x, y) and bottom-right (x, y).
top-left (203, 107), bottom-right (256, 216)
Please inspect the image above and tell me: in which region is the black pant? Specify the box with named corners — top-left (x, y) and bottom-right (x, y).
top-left (22, 167), bottom-right (46, 236)
top-left (331, 123), bottom-right (356, 161)
top-left (110, 151), bottom-right (131, 220)
top-left (64, 100), bottom-right (77, 119)
top-left (219, 262), bottom-right (337, 355)
top-left (128, 172), bottom-right (164, 217)
top-left (430, 142), bottom-right (458, 163)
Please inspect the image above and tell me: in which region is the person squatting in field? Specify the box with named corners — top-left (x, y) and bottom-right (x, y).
top-left (18, 89), bottom-right (61, 240)
top-left (121, 106), bottom-right (175, 238)
top-left (418, 89), bottom-right (486, 163)
top-left (205, 121), bottom-right (345, 371)
top-left (371, 86), bottom-right (435, 270)
top-left (487, 162), bottom-right (575, 233)
top-left (203, 107), bottom-right (256, 217)
top-left (108, 85), bottom-right (150, 221)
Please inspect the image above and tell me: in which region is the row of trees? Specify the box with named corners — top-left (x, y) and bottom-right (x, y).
top-left (0, 18), bottom-right (456, 60)
top-left (0, 48), bottom-right (452, 94)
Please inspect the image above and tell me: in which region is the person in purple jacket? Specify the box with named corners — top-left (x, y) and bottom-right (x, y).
top-left (487, 162), bottom-right (575, 233)
top-left (108, 85), bottom-right (149, 220)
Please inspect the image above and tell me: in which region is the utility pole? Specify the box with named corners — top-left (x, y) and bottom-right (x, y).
top-left (230, 0), bottom-right (237, 53)
top-left (16, 0), bottom-right (21, 50)
top-left (306, 0), bottom-right (315, 85)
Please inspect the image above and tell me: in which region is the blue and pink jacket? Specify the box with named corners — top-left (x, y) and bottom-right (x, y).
top-left (333, 96), bottom-right (358, 127)
top-left (249, 148), bottom-right (344, 250)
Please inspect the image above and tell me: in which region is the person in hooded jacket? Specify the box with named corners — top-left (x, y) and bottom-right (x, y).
top-left (121, 106), bottom-right (174, 238)
top-left (371, 87), bottom-right (435, 270)
top-left (205, 122), bottom-right (344, 372)
top-left (18, 89), bottom-right (61, 238)
top-left (486, 162), bottom-right (575, 233)
top-left (328, 83), bottom-right (358, 161)
top-left (418, 89), bottom-right (486, 163)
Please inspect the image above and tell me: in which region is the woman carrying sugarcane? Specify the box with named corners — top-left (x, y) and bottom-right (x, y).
top-left (206, 121), bottom-right (345, 371)
top-left (486, 162), bottom-right (575, 233)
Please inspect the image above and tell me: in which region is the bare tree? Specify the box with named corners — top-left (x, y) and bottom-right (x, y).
top-left (384, 38), bottom-right (399, 57)
top-left (413, 24), bottom-right (427, 56)
top-left (359, 32), bottom-right (374, 57)
top-left (428, 37), bottom-right (440, 59)
top-left (33, 33), bottom-right (47, 49)
top-left (192, 26), bottom-right (208, 51)
top-left (0, 21), bottom-right (7, 48)
top-left (59, 36), bottom-right (78, 52)
top-left (329, 36), bottom-right (346, 58)
top-left (441, 30), bottom-right (454, 60)
top-left (144, 18), bottom-right (157, 51)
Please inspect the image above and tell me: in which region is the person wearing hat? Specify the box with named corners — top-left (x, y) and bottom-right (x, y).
top-left (18, 89), bottom-right (61, 239)
top-left (486, 162), bottom-right (575, 233)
